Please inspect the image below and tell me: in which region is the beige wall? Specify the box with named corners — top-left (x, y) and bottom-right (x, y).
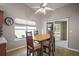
top-left (42, 4), bottom-right (79, 50)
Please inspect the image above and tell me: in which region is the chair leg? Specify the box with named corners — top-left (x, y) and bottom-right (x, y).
top-left (49, 47), bottom-right (51, 56)
top-left (43, 46), bottom-right (46, 53)
top-left (32, 51), bottom-right (34, 56)
top-left (37, 50), bottom-right (40, 56)
top-left (52, 48), bottom-right (54, 56)
top-left (27, 48), bottom-right (29, 56)
top-left (52, 52), bottom-right (54, 56)
top-left (52, 44), bottom-right (55, 56)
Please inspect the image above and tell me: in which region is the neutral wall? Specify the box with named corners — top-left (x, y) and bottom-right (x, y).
top-left (42, 4), bottom-right (79, 50)
top-left (0, 3), bottom-right (41, 50)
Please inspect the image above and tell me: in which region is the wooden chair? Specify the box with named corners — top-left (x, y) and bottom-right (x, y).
top-left (43, 30), bottom-right (55, 56)
top-left (26, 31), bottom-right (41, 56)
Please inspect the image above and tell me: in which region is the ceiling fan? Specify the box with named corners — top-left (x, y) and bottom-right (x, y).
top-left (32, 3), bottom-right (54, 15)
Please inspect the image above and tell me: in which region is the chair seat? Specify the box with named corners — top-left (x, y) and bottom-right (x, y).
top-left (28, 41), bottom-right (41, 50)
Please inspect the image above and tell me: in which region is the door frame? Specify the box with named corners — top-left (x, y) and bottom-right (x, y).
top-left (46, 18), bottom-right (69, 48)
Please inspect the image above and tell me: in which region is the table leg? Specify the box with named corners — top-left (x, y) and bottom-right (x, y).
top-left (40, 41), bottom-right (43, 56)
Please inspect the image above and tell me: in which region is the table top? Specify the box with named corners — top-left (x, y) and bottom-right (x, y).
top-left (33, 34), bottom-right (50, 41)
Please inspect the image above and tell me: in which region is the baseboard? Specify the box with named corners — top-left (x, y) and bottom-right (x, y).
top-left (56, 45), bottom-right (79, 52)
top-left (7, 45), bottom-right (26, 53)
top-left (67, 48), bottom-right (79, 52)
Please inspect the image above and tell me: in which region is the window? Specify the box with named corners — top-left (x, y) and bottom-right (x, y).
top-left (15, 25), bottom-right (26, 38)
top-left (15, 25), bottom-right (37, 39)
top-left (15, 18), bottom-right (37, 39)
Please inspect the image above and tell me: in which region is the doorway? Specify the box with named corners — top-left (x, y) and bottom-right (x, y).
top-left (47, 18), bottom-right (68, 48)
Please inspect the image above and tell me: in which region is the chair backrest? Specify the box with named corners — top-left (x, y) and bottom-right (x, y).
top-left (26, 31), bottom-right (33, 47)
top-left (48, 30), bottom-right (53, 39)
top-left (48, 30), bottom-right (55, 45)
top-left (34, 30), bottom-right (39, 36)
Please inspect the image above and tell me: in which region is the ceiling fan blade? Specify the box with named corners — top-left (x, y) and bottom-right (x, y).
top-left (31, 6), bottom-right (40, 9)
top-left (46, 7), bottom-right (54, 10)
top-left (41, 8), bottom-right (46, 15)
top-left (34, 8), bottom-right (43, 14)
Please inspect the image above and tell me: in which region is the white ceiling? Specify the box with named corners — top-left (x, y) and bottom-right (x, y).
top-left (26, 3), bottom-right (70, 11)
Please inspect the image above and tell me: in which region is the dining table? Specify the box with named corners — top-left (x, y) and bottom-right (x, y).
top-left (33, 34), bottom-right (50, 56)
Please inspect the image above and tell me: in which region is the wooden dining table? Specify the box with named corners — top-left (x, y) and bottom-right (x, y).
top-left (33, 34), bottom-right (50, 55)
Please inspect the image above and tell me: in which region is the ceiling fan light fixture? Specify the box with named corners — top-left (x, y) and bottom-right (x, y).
top-left (41, 7), bottom-right (46, 14)
top-left (34, 3), bottom-right (54, 15)
top-left (39, 8), bottom-right (43, 12)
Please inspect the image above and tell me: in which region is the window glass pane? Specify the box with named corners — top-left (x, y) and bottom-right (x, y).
top-left (15, 25), bottom-right (26, 38)
top-left (15, 30), bottom-right (26, 38)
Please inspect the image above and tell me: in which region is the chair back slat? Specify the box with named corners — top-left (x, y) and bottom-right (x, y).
top-left (26, 31), bottom-right (33, 47)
